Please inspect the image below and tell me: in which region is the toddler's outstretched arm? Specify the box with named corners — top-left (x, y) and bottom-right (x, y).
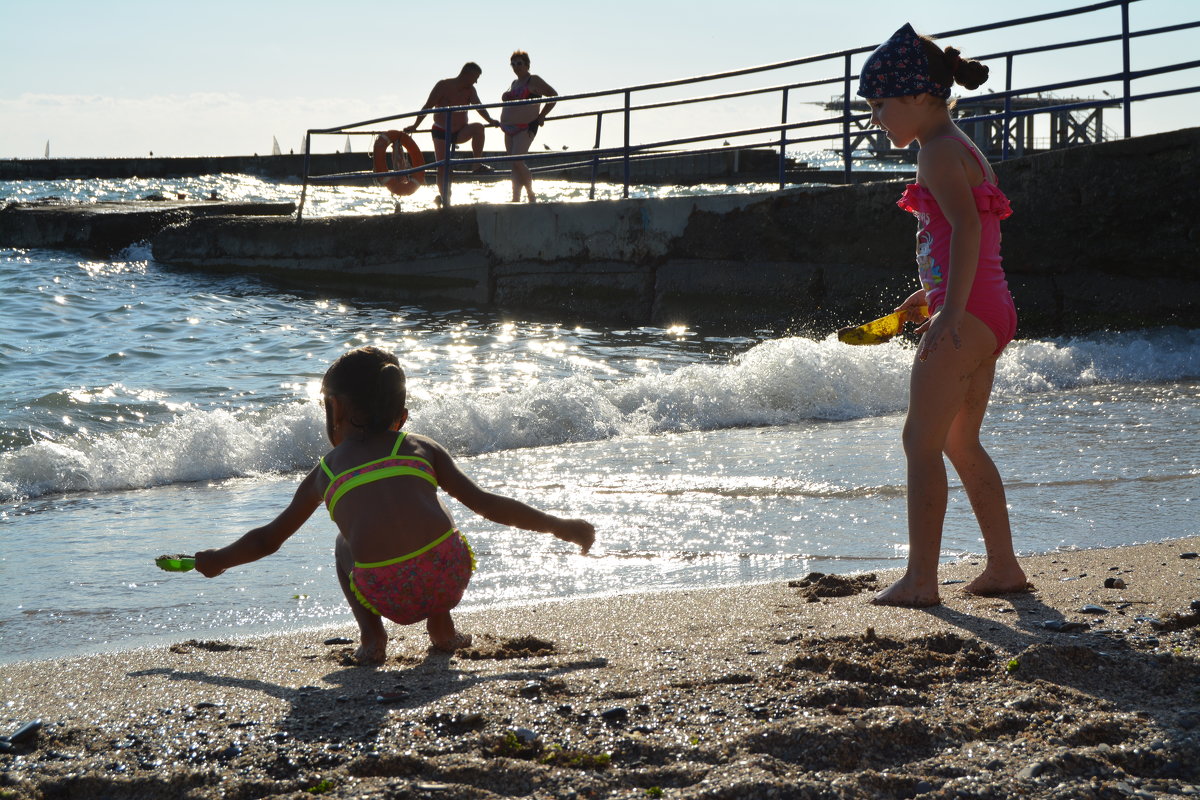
top-left (431, 440), bottom-right (595, 554)
top-left (195, 468), bottom-right (323, 577)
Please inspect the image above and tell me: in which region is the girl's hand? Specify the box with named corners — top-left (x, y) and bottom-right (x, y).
top-left (895, 288), bottom-right (927, 315)
top-left (194, 549), bottom-right (226, 578)
top-left (916, 307), bottom-right (964, 362)
top-left (552, 519), bottom-right (595, 554)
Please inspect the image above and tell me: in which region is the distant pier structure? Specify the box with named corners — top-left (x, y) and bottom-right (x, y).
top-left (829, 94), bottom-right (1122, 161)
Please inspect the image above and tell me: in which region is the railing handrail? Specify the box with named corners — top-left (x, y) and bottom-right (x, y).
top-left (297, 0), bottom-right (1197, 218)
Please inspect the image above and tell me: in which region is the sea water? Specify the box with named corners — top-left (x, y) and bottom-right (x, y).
top-left (1, 174), bottom-right (1197, 664)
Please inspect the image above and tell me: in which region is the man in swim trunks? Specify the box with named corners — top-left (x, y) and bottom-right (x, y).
top-left (405, 63), bottom-right (500, 199)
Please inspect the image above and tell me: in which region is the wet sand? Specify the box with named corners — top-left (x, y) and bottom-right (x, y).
top-left (3, 537), bottom-right (1199, 799)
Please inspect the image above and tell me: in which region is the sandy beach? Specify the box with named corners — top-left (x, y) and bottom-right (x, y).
top-left (3, 537), bottom-right (1198, 800)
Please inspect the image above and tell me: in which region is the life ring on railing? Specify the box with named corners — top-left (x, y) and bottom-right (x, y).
top-left (372, 130), bottom-right (425, 196)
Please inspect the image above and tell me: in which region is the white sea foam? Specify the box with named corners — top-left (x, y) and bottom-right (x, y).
top-left (3, 329), bottom-right (1197, 502)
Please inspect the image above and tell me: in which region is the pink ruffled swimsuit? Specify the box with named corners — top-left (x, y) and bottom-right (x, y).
top-left (896, 137), bottom-right (1017, 354)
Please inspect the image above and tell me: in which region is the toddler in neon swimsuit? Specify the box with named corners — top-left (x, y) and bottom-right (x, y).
top-left (195, 346), bottom-right (595, 665)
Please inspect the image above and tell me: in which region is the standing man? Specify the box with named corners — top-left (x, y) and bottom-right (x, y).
top-left (405, 62), bottom-right (499, 200)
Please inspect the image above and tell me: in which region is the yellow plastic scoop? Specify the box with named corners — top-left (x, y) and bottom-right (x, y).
top-left (837, 306), bottom-right (928, 345)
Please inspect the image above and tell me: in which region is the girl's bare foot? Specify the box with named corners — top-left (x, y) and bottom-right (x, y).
top-left (871, 574), bottom-right (941, 607)
top-left (964, 564), bottom-right (1032, 596)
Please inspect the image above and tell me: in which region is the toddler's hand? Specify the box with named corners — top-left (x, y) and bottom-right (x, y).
top-left (194, 549), bottom-right (225, 578)
top-left (553, 519), bottom-right (595, 555)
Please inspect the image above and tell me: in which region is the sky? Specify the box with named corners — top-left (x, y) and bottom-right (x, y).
top-left (1, 0), bottom-right (1195, 159)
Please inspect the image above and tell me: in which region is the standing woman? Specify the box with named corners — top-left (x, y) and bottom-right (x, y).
top-left (500, 50), bottom-right (557, 202)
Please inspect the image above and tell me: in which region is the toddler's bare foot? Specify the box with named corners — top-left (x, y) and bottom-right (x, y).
top-left (426, 611), bottom-right (471, 652)
top-left (429, 631), bottom-right (472, 653)
top-left (353, 638), bottom-right (387, 666)
top-left (871, 574), bottom-right (940, 608)
top-left (964, 564), bottom-right (1032, 596)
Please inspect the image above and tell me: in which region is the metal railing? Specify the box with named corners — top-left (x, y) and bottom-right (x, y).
top-left (297, 0), bottom-right (1197, 219)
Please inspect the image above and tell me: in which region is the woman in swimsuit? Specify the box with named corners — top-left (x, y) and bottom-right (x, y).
top-left (195, 346), bottom-right (594, 664)
top-left (857, 24), bottom-right (1028, 607)
top-left (500, 50), bottom-right (558, 202)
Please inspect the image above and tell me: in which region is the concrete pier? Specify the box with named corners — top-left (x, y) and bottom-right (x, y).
top-left (3, 128), bottom-right (1197, 336)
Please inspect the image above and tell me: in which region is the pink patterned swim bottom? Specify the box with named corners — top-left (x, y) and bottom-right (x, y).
top-left (350, 528), bottom-right (475, 625)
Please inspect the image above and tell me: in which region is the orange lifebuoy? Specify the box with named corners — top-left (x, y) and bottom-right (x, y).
top-left (372, 130), bottom-right (425, 196)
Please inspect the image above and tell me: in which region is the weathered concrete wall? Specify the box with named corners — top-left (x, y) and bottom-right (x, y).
top-left (5, 128), bottom-right (1197, 335)
top-left (153, 207), bottom-right (491, 304)
top-left (0, 201), bottom-right (295, 256)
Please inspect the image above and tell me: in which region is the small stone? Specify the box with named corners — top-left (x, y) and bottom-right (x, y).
top-left (214, 744), bottom-right (242, 761)
top-left (1191, 599), bottom-right (1200, 612)
top-left (1043, 619), bottom-right (1089, 632)
top-left (1017, 761), bottom-right (1048, 780)
top-left (512, 727), bottom-right (538, 744)
top-left (518, 681), bottom-right (543, 698)
top-left (376, 692), bottom-right (409, 704)
top-left (914, 780), bottom-right (934, 794)
top-left (324, 636), bottom-right (354, 645)
top-left (1178, 710), bottom-right (1200, 730)
top-left (1104, 577), bottom-right (1127, 589)
top-left (1080, 604), bottom-right (1109, 615)
top-left (7, 719), bottom-right (43, 746)
top-left (1179, 552), bottom-right (1198, 559)
top-left (600, 707), bottom-right (629, 724)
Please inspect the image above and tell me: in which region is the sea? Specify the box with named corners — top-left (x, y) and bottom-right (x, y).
top-left (2, 171), bottom-right (1198, 665)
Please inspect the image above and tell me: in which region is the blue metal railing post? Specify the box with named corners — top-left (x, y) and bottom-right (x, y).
top-left (1121, 0), bottom-right (1132, 137)
top-left (778, 87), bottom-right (789, 188)
top-left (297, 2), bottom-right (1200, 212)
top-left (590, 112), bottom-right (604, 200)
top-left (297, 131), bottom-right (312, 221)
top-left (842, 54), bottom-right (853, 183)
top-left (440, 110), bottom-right (454, 206)
top-left (622, 90), bottom-right (632, 199)
top-left (1003, 55), bottom-right (1014, 160)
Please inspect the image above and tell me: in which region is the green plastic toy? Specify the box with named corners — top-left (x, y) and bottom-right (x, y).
top-left (155, 555), bottom-right (196, 572)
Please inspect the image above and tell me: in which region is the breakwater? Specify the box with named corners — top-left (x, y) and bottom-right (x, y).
top-left (0, 148), bottom-right (818, 185)
top-left (3, 127), bottom-right (1196, 335)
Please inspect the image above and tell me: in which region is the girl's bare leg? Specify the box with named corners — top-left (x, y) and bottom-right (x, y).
top-left (335, 535), bottom-right (388, 664)
top-left (873, 313), bottom-right (997, 607)
top-left (943, 357), bottom-right (1028, 594)
top-left (426, 611), bottom-right (471, 652)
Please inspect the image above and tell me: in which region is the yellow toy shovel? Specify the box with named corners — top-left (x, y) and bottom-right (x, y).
top-left (837, 305), bottom-right (929, 345)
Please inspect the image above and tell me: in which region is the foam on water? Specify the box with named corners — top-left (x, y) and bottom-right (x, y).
top-left (3, 329), bottom-right (1198, 503)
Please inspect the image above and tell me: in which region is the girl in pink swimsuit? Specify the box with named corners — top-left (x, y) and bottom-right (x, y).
top-left (195, 346), bottom-right (595, 664)
top-left (857, 23), bottom-right (1028, 607)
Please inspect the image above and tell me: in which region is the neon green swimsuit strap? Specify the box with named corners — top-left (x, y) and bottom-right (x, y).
top-left (322, 432), bottom-right (438, 519)
top-left (322, 431), bottom-right (406, 479)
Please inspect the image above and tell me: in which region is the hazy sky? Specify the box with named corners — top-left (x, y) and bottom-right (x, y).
top-left (1, 0), bottom-right (1194, 158)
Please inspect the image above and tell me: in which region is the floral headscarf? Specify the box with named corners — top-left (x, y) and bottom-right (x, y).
top-left (857, 23), bottom-right (951, 100)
